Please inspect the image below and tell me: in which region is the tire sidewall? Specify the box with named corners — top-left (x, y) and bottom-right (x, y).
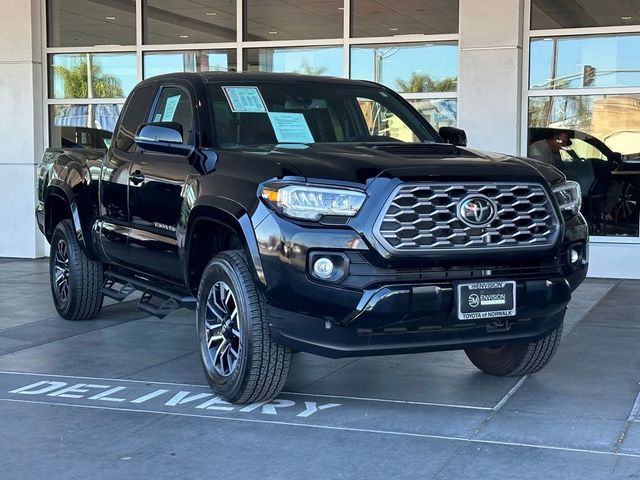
top-left (197, 255), bottom-right (254, 399)
top-left (466, 344), bottom-right (527, 375)
top-left (49, 221), bottom-right (75, 318)
top-left (465, 317), bottom-right (564, 376)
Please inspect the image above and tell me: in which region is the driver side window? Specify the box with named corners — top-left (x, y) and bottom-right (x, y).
top-left (151, 87), bottom-right (195, 145)
top-left (356, 97), bottom-right (419, 142)
top-left (560, 138), bottom-right (606, 161)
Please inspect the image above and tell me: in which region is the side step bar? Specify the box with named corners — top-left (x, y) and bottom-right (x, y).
top-left (102, 270), bottom-right (197, 319)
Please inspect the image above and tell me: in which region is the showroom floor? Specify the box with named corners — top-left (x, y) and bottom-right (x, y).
top-left (0, 258), bottom-right (639, 479)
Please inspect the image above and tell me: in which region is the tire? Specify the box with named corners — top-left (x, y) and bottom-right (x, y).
top-left (196, 250), bottom-right (292, 403)
top-left (465, 321), bottom-right (563, 376)
top-left (49, 219), bottom-right (104, 320)
top-left (613, 180), bottom-right (637, 223)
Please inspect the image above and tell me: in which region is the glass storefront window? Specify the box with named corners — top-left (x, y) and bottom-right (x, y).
top-left (45, 4), bottom-right (461, 165)
top-left (144, 50), bottom-right (237, 78)
top-left (528, 95), bottom-right (640, 237)
top-left (531, 35), bottom-right (640, 90)
top-left (351, 43), bottom-right (458, 93)
top-left (244, 0), bottom-right (342, 41)
top-left (407, 98), bottom-right (457, 129)
top-left (47, 0), bottom-right (136, 47)
top-left (351, 0), bottom-right (459, 37)
top-left (143, 0), bottom-right (236, 45)
top-left (49, 104), bottom-right (124, 149)
top-left (532, 0), bottom-right (640, 30)
top-left (244, 47), bottom-right (343, 76)
top-left (49, 53), bottom-right (137, 99)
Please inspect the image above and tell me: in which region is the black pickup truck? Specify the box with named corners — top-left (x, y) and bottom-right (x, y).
top-left (37, 72), bottom-right (588, 403)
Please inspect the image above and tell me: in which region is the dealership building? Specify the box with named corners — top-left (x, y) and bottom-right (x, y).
top-left (2, 0), bottom-right (639, 278)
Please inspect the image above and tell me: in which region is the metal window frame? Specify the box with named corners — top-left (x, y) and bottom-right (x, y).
top-left (41, 0), bottom-right (460, 164)
top-left (42, 1), bottom-right (460, 103)
top-left (521, 0), bottom-right (640, 243)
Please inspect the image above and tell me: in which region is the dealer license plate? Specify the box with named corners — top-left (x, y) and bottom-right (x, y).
top-left (457, 281), bottom-right (516, 320)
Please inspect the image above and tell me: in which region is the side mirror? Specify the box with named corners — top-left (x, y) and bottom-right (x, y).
top-left (439, 126), bottom-right (467, 147)
top-left (135, 122), bottom-right (192, 155)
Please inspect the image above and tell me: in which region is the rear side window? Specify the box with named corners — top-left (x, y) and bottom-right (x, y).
top-left (151, 87), bottom-right (195, 145)
top-left (115, 85), bottom-right (154, 152)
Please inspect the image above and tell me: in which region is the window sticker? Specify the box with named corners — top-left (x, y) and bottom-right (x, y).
top-left (153, 113), bottom-right (162, 122)
top-left (222, 86), bottom-right (268, 113)
top-left (267, 112), bottom-right (315, 144)
top-left (162, 94), bottom-right (181, 122)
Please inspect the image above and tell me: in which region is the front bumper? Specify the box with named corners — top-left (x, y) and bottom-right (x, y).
top-left (252, 194), bottom-right (588, 358)
top-left (267, 277), bottom-right (571, 358)
top-left (269, 308), bottom-right (567, 359)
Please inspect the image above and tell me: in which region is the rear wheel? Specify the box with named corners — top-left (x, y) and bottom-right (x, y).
top-left (49, 219), bottom-right (104, 320)
top-left (197, 250), bottom-right (291, 403)
top-left (613, 180), bottom-right (637, 222)
top-left (465, 320), bottom-right (563, 376)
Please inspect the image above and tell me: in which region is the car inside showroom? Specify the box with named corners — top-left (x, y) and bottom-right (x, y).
top-left (0, 1), bottom-right (639, 478)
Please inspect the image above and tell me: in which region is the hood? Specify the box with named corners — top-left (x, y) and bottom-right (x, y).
top-left (232, 143), bottom-right (565, 186)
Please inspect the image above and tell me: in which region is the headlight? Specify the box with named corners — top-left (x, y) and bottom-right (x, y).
top-left (261, 183), bottom-right (366, 221)
top-left (553, 181), bottom-right (582, 215)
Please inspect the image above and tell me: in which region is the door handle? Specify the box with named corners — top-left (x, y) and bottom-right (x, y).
top-left (130, 170), bottom-right (145, 185)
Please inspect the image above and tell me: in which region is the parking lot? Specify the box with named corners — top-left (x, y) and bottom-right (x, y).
top-left (0, 257), bottom-right (639, 479)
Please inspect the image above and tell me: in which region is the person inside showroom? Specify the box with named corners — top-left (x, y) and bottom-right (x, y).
top-left (529, 129), bottom-right (622, 223)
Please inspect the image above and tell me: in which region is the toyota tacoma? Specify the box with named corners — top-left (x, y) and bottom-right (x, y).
top-left (37, 72), bottom-right (588, 403)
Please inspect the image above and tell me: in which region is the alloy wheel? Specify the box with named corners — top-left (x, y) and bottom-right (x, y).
top-left (53, 239), bottom-right (70, 305)
top-left (614, 181), bottom-right (637, 221)
top-left (204, 281), bottom-right (241, 377)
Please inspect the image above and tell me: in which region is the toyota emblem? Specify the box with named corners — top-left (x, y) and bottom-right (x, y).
top-left (457, 195), bottom-right (496, 227)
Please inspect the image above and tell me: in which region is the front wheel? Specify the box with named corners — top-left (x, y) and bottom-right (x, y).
top-left (196, 250), bottom-right (291, 403)
top-left (465, 320), bottom-right (563, 376)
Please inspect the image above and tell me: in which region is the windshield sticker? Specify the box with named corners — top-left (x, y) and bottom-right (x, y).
top-left (161, 94), bottom-right (181, 122)
top-left (268, 112), bottom-right (315, 144)
top-left (222, 86), bottom-right (268, 113)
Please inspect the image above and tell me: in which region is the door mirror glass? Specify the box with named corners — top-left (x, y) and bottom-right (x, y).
top-left (439, 126), bottom-right (467, 147)
top-left (135, 122), bottom-right (192, 155)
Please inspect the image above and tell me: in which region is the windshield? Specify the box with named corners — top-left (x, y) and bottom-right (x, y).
top-left (207, 82), bottom-right (438, 148)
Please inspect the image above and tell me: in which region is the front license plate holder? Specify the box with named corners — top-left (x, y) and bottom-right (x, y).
top-left (457, 281), bottom-right (516, 321)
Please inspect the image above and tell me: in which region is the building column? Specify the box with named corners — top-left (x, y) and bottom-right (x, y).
top-left (457, 0), bottom-right (525, 156)
top-left (0, 0), bottom-right (46, 257)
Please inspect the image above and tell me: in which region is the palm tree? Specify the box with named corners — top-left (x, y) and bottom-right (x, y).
top-left (528, 78), bottom-right (592, 131)
top-left (54, 56), bottom-right (124, 130)
top-left (54, 57), bottom-right (124, 99)
top-left (296, 59), bottom-right (328, 76)
top-left (396, 73), bottom-right (457, 93)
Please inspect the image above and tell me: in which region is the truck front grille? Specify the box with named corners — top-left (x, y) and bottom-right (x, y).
top-left (375, 183), bottom-right (560, 252)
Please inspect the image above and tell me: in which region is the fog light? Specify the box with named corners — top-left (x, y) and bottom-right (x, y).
top-left (313, 257), bottom-right (335, 279)
top-left (570, 248), bottom-right (580, 265)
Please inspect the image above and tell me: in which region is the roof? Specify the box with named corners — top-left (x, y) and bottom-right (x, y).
top-left (140, 71), bottom-right (378, 88)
